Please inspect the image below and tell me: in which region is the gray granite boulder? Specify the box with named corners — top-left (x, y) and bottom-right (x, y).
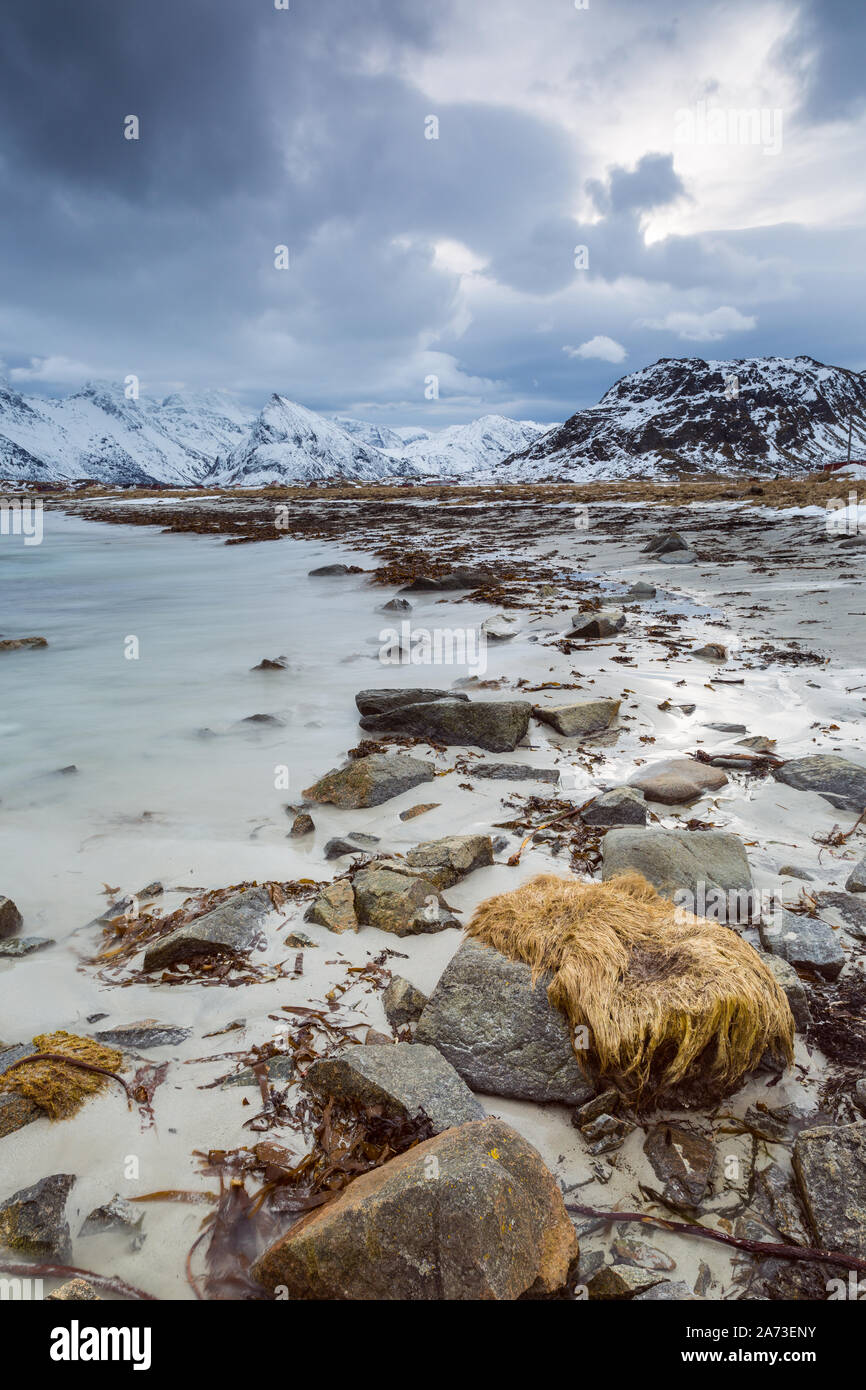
top-left (628, 757), bottom-right (728, 805)
top-left (534, 699), bottom-right (620, 738)
top-left (773, 755), bottom-right (866, 813)
top-left (359, 699), bottom-right (532, 753)
top-left (354, 688), bottom-right (469, 717)
top-left (303, 1043), bottom-right (484, 1134)
top-left (759, 907), bottom-right (846, 981)
top-left (0, 1174), bottom-right (74, 1261)
top-left (793, 1121), bottom-right (866, 1259)
top-left (602, 828), bottom-right (753, 923)
top-left (582, 786), bottom-right (647, 827)
top-left (142, 886), bottom-right (271, 971)
top-left (304, 753), bottom-right (435, 808)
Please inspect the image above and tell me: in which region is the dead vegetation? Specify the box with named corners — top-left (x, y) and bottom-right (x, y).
top-left (467, 872), bottom-right (795, 1105)
top-left (0, 1031), bottom-right (126, 1119)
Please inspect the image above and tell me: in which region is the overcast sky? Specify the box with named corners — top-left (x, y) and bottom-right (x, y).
top-left (0, 0), bottom-right (864, 424)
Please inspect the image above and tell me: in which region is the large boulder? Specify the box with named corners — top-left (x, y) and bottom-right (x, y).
top-left (0, 896), bottom-right (23, 940)
top-left (403, 834), bottom-right (494, 889)
top-left (302, 1044), bottom-right (484, 1134)
top-left (351, 867), bottom-right (455, 936)
top-left (415, 938), bottom-right (593, 1105)
top-left (354, 689), bottom-right (468, 717)
top-left (793, 1122), bottom-right (866, 1259)
top-left (305, 880), bottom-right (358, 934)
top-left (359, 700), bottom-right (532, 753)
top-left (534, 699), bottom-right (620, 738)
top-left (759, 907), bottom-right (846, 982)
top-left (602, 828), bottom-right (753, 923)
top-left (773, 756), bottom-right (866, 813)
top-left (627, 757), bottom-right (728, 805)
top-left (0, 1174), bottom-right (74, 1261)
top-left (142, 887), bottom-right (271, 971)
top-left (252, 1117), bottom-right (579, 1300)
top-left (303, 753), bottom-right (435, 808)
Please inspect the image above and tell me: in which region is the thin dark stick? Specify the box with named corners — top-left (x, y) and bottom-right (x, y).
top-left (566, 1202), bottom-right (866, 1274)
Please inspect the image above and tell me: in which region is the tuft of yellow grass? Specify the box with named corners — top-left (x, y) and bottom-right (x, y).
top-left (0, 1030), bottom-right (124, 1120)
top-left (467, 872), bottom-right (794, 1104)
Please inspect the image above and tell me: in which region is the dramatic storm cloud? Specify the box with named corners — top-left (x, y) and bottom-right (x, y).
top-left (0, 0), bottom-right (864, 423)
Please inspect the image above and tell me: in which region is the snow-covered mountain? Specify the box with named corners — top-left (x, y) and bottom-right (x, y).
top-left (498, 356), bottom-right (866, 480)
top-left (397, 414), bottom-right (553, 478)
top-left (0, 382), bottom-right (254, 486)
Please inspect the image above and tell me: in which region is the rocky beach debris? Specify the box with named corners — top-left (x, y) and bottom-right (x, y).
top-left (303, 752), bottom-right (435, 807)
top-left (252, 1117), bottom-right (579, 1300)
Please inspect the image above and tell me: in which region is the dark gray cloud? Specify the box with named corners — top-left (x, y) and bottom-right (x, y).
top-left (0, 0), bottom-right (863, 423)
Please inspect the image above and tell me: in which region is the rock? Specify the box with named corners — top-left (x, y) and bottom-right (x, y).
top-left (348, 832), bottom-right (380, 848)
top-left (627, 757), bottom-right (728, 805)
top-left (142, 886), bottom-right (271, 972)
top-left (303, 1043), bottom-right (484, 1134)
top-left (252, 656), bottom-right (289, 670)
top-left (793, 1121), bottom-right (866, 1259)
top-left (643, 530), bottom-right (688, 555)
top-left (759, 954), bottom-right (812, 1029)
top-left (380, 598), bottom-right (412, 612)
top-left (398, 566), bottom-right (492, 593)
top-left (0, 1174), bottom-right (74, 1261)
top-left (0, 636), bottom-right (48, 651)
top-left (46, 1279), bottom-right (101, 1300)
top-left (817, 891), bottom-right (866, 939)
top-left (354, 688), bottom-right (469, 717)
top-left (693, 643), bottom-right (727, 660)
top-left (305, 880), bottom-right (358, 934)
top-left (633, 1280), bottom-right (699, 1300)
top-left (223, 1056), bottom-right (294, 1089)
top-left (289, 812), bottom-right (315, 838)
top-left (364, 1028), bottom-right (392, 1046)
top-left (285, 931), bottom-right (316, 949)
top-left (854, 1081), bottom-right (866, 1116)
top-left (566, 609), bottom-right (625, 640)
top-left (572, 1089), bottom-right (620, 1127)
top-left (415, 938), bottom-right (594, 1105)
top-left (351, 867), bottom-right (454, 936)
top-left (482, 614), bottom-right (520, 641)
top-left (359, 700), bottom-right (532, 754)
top-left (239, 712), bottom-right (285, 726)
top-left (304, 753), bottom-right (435, 808)
top-left (586, 1264), bottom-right (666, 1299)
top-left (773, 755), bottom-right (866, 813)
top-left (0, 936), bottom-right (54, 958)
top-left (754, 1161), bottom-right (811, 1246)
top-left (704, 722), bottom-right (747, 734)
top-left (252, 1117), bottom-right (579, 1300)
top-left (323, 837), bottom-right (368, 860)
top-left (759, 907), bottom-right (845, 981)
top-left (0, 897), bottom-right (23, 940)
top-left (308, 563), bottom-right (362, 576)
top-left (643, 1124), bottom-right (715, 1210)
top-left (702, 1132), bottom-right (754, 1215)
top-left (582, 786), bottom-right (647, 827)
top-left (626, 581), bottom-right (656, 599)
top-left (398, 803), bottom-right (439, 821)
top-left (382, 976), bottom-right (428, 1027)
top-left (737, 735), bottom-right (776, 753)
top-left (611, 1237), bottom-right (676, 1272)
top-left (845, 858), bottom-right (866, 893)
top-left (602, 828), bottom-right (752, 922)
top-left (80, 1194), bottom-right (145, 1247)
top-left (473, 762), bottom-right (560, 783)
top-left (777, 864), bottom-right (813, 880)
top-left (534, 698), bottom-right (620, 738)
top-left (93, 1022), bottom-right (192, 1049)
top-left (0, 1092), bottom-right (42, 1139)
top-left (403, 834), bottom-right (494, 889)
top-left (579, 1112), bottom-right (634, 1155)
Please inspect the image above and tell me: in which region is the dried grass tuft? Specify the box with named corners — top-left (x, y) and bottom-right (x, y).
top-left (0, 1031), bottom-right (124, 1120)
top-left (467, 872), bottom-right (794, 1104)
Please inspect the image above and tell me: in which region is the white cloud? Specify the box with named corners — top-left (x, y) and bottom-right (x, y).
top-left (640, 306), bottom-right (757, 341)
top-left (564, 336), bottom-right (627, 363)
top-left (9, 354), bottom-right (110, 386)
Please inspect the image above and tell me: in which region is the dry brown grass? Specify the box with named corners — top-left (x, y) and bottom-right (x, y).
top-left (0, 1031), bottom-right (124, 1119)
top-left (467, 872), bottom-right (794, 1104)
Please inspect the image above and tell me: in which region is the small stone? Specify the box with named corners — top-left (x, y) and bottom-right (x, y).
top-left (351, 867), bottom-right (454, 936)
top-left (759, 907), bottom-right (845, 981)
top-left (580, 1113), bottom-right (634, 1155)
top-left (382, 976), bottom-right (428, 1028)
top-left (534, 698), bottom-right (620, 738)
top-left (611, 1237), bottom-right (676, 1272)
top-left (704, 723), bottom-right (747, 734)
top-left (0, 636), bottom-right (48, 651)
top-left (693, 643), bottom-right (727, 660)
top-left (80, 1194), bottom-right (145, 1247)
top-left (845, 857), bottom-right (866, 893)
top-left (0, 896), bottom-right (23, 940)
top-left (309, 563), bottom-right (362, 576)
top-left (473, 763), bottom-right (560, 783)
top-left (643, 531), bottom-right (688, 555)
top-left (324, 837), bottom-right (368, 860)
top-left (359, 699), bottom-right (532, 754)
top-left (582, 786), bottom-right (647, 827)
top-left (251, 656), bottom-right (289, 671)
top-left (398, 803), bottom-right (439, 821)
top-left (633, 1280), bottom-right (699, 1300)
top-left (239, 713), bottom-right (285, 727)
top-left (586, 1264), bottom-right (665, 1299)
top-left (572, 1089), bottom-right (620, 1127)
top-left (305, 880), bottom-right (358, 934)
top-left (643, 1125), bottom-right (715, 1210)
top-left (0, 936), bottom-right (54, 958)
top-left (285, 931), bottom-right (316, 949)
top-left (0, 1174), bottom-right (74, 1261)
top-left (566, 609), bottom-right (626, 641)
top-left (93, 1022), bottom-right (192, 1049)
top-left (0, 1092), bottom-right (42, 1139)
top-left (628, 757), bottom-right (728, 805)
top-left (304, 753), bottom-right (435, 809)
top-left (626, 581), bottom-right (656, 599)
top-left (380, 598), bottom-right (412, 612)
top-left (289, 812), bottom-right (315, 837)
top-left (777, 864), bottom-right (813, 881)
top-left (46, 1278), bottom-right (101, 1301)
